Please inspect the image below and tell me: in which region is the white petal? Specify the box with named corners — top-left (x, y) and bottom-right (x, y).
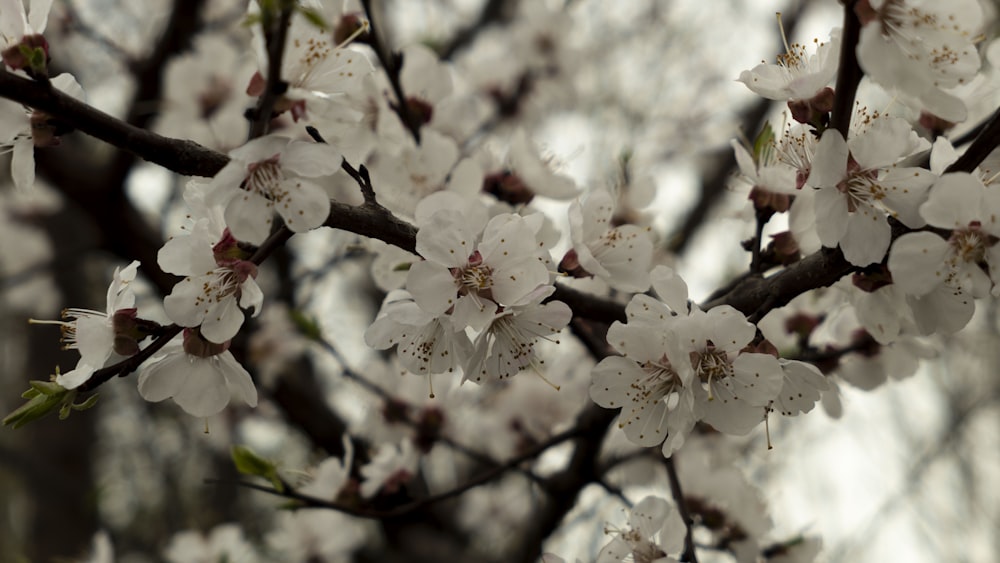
top-left (200, 296), bottom-right (244, 343)
top-left (275, 179), bottom-right (330, 232)
top-left (920, 173), bottom-right (983, 229)
top-left (415, 209), bottom-right (476, 267)
top-left (230, 135), bottom-right (288, 163)
top-left (887, 232), bottom-right (950, 296)
top-left (840, 209), bottom-right (890, 266)
top-left (57, 364), bottom-right (97, 390)
top-left (406, 260), bottom-right (456, 316)
top-left (220, 352), bottom-right (258, 408)
top-left (163, 277), bottom-right (211, 327)
top-left (906, 286), bottom-right (975, 335)
top-left (157, 230), bottom-right (216, 275)
top-left (173, 358), bottom-right (230, 417)
top-left (649, 266), bottom-right (688, 313)
top-left (808, 130), bottom-right (848, 188)
top-left (51, 73), bottom-right (84, 101)
top-left (28, 0), bottom-right (52, 33)
top-left (814, 187), bottom-right (848, 248)
top-left (74, 315), bottom-right (114, 366)
top-left (138, 352), bottom-right (186, 403)
top-left (225, 192), bottom-right (275, 245)
top-left (280, 140), bottom-right (343, 177)
top-left (239, 278), bottom-right (264, 317)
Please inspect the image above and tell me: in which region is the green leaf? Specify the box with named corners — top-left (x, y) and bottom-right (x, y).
top-left (752, 122), bottom-right (775, 166)
top-left (30, 380), bottom-right (66, 396)
top-left (231, 445), bottom-right (283, 492)
top-left (392, 262), bottom-right (413, 272)
top-left (4, 382), bottom-right (70, 429)
top-left (71, 394), bottom-right (100, 412)
top-left (289, 310), bottom-right (323, 342)
top-left (298, 6), bottom-right (328, 31)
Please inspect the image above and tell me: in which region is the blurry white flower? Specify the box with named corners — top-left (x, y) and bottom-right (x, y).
top-left (31, 261), bottom-right (140, 389)
top-left (207, 135), bottom-right (341, 245)
top-left (137, 330), bottom-right (258, 417)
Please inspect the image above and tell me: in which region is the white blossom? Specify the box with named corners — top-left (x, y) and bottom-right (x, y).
top-left (738, 28), bottom-right (840, 102)
top-left (31, 261), bottom-right (140, 389)
top-left (137, 331), bottom-right (258, 417)
top-left (206, 135), bottom-right (342, 245)
top-left (566, 188), bottom-right (653, 292)
top-left (808, 117), bottom-right (933, 266)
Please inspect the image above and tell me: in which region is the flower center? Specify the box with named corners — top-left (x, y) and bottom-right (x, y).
top-left (692, 346), bottom-right (733, 399)
top-left (453, 251), bottom-right (495, 298)
top-left (949, 222), bottom-right (994, 264)
top-left (837, 159), bottom-right (882, 213)
top-left (244, 156), bottom-right (284, 201)
top-left (634, 354), bottom-right (682, 402)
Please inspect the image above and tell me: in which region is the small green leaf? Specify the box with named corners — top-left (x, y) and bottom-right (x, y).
top-left (231, 445), bottom-right (283, 492)
top-left (298, 6), bottom-right (328, 31)
top-left (289, 310), bottom-right (323, 342)
top-left (392, 262), bottom-right (413, 272)
top-left (30, 380), bottom-right (66, 396)
top-left (242, 13), bottom-right (262, 28)
top-left (752, 122), bottom-right (775, 166)
top-left (4, 382), bottom-right (70, 429)
top-left (71, 394), bottom-right (100, 411)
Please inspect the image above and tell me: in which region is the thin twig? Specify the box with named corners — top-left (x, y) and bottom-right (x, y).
top-left (306, 126), bottom-right (378, 205)
top-left (665, 457), bottom-right (699, 563)
top-left (359, 0), bottom-right (422, 143)
top-left (211, 425), bottom-right (582, 519)
top-left (315, 336), bottom-right (545, 485)
top-left (247, 2), bottom-right (294, 139)
top-left (830, 1), bottom-right (863, 137)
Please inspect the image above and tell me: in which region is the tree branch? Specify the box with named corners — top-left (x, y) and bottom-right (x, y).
top-left (830, 1), bottom-right (862, 137)
top-left (0, 70), bottom-right (229, 176)
top-left (360, 0), bottom-right (422, 143)
top-left (666, 456), bottom-right (699, 563)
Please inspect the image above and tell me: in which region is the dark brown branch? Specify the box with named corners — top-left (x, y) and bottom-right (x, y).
top-left (247, 3), bottom-right (294, 139)
top-left (307, 125), bottom-right (378, 205)
top-left (830, 1), bottom-right (863, 137)
top-left (438, 0), bottom-right (516, 60)
top-left (666, 457), bottom-right (699, 563)
top-left (360, 0), bottom-right (422, 143)
top-left (1, 63), bottom-right (872, 326)
top-left (946, 106), bottom-right (1000, 174)
top-left (0, 70), bottom-right (229, 177)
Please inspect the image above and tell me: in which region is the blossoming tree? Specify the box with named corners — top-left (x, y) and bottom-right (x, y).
top-left (1, 0), bottom-right (998, 561)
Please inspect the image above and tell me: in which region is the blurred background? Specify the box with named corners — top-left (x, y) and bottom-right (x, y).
top-left (1, 0), bottom-right (998, 561)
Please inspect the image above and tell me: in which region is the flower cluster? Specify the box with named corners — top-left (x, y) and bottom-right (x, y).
top-left (367, 194), bottom-right (572, 385)
top-left (591, 266), bottom-right (824, 456)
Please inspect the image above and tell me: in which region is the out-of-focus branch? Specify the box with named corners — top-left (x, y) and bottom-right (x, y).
top-left (666, 457), bottom-right (699, 563)
top-left (667, 97), bottom-right (771, 254)
top-left (438, 0), bottom-right (517, 60)
top-left (247, 3), bottom-right (294, 139)
top-left (667, 2), bottom-right (807, 255)
top-left (61, 0), bottom-right (135, 63)
top-left (216, 424), bottom-right (582, 519)
top-left (360, 0), bottom-right (422, 143)
top-left (0, 70), bottom-right (228, 177)
top-left (830, 1), bottom-right (862, 138)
